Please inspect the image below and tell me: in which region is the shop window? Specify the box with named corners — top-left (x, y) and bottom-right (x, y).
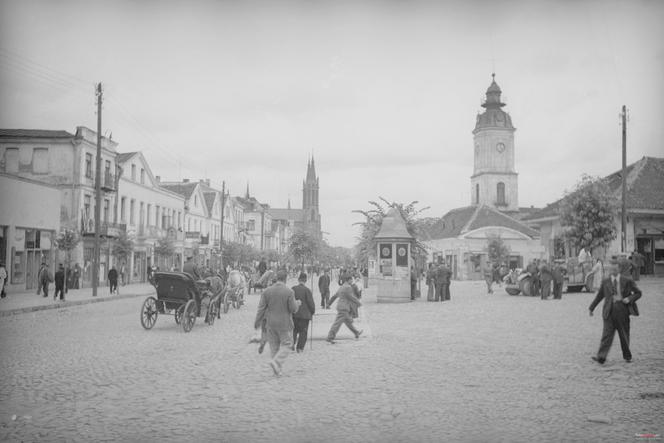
top-left (33, 148), bottom-right (49, 174)
top-left (655, 238), bottom-right (664, 263)
top-left (11, 247), bottom-right (25, 284)
top-left (5, 147), bottom-right (19, 173)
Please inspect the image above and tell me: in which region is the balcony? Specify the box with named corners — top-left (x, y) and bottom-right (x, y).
top-left (100, 171), bottom-right (116, 193)
top-left (82, 221), bottom-right (126, 238)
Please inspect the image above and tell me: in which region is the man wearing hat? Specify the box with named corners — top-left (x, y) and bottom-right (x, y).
top-left (589, 257), bottom-right (642, 364)
top-left (54, 264), bottom-right (66, 301)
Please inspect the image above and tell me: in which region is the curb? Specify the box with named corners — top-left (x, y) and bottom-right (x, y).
top-left (0, 290), bottom-right (155, 317)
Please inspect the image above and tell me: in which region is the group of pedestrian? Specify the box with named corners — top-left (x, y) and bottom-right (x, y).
top-left (425, 259), bottom-right (452, 302)
top-left (253, 268), bottom-right (363, 377)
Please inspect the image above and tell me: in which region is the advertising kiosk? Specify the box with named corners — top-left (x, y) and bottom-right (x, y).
top-left (374, 208), bottom-right (414, 303)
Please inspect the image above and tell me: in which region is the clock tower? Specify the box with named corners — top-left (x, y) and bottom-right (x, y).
top-left (471, 74), bottom-right (518, 212)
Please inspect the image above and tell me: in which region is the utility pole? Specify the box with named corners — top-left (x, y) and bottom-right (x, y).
top-left (621, 105), bottom-right (627, 253)
top-left (92, 83), bottom-right (103, 297)
top-left (219, 180), bottom-right (226, 270)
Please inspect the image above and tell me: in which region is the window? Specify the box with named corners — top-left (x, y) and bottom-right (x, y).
top-left (131, 164), bottom-right (136, 181)
top-left (120, 197), bottom-right (126, 222)
top-left (140, 202), bottom-right (145, 227)
top-left (140, 168), bottom-right (145, 184)
top-left (103, 160), bottom-right (111, 185)
top-left (156, 206), bottom-right (160, 228)
top-left (4, 148), bottom-right (19, 173)
top-left (84, 194), bottom-right (91, 219)
top-left (497, 182), bottom-right (506, 205)
top-left (130, 199), bottom-right (135, 225)
top-left (475, 184), bottom-right (480, 205)
top-left (85, 153), bottom-right (93, 178)
top-left (247, 219), bottom-right (255, 231)
top-left (103, 199), bottom-right (109, 223)
top-left (147, 204), bottom-right (152, 226)
top-left (33, 148), bottom-right (48, 174)
top-left (178, 212), bottom-right (182, 229)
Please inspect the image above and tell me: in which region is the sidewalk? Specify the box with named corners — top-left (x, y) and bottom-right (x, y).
top-left (0, 283), bottom-right (156, 316)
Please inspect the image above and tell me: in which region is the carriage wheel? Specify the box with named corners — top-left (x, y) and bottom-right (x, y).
top-left (207, 299), bottom-right (218, 326)
top-left (223, 293), bottom-right (231, 313)
top-left (174, 305), bottom-right (184, 325)
top-left (181, 299), bottom-right (197, 333)
top-left (140, 297), bottom-right (158, 330)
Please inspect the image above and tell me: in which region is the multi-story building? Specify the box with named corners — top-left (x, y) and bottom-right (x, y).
top-left (0, 127), bottom-right (122, 288)
top-left (115, 152), bottom-right (186, 281)
top-left (160, 180), bottom-right (213, 267)
top-left (235, 188), bottom-right (272, 251)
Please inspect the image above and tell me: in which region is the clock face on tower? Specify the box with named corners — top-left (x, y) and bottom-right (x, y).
top-left (496, 142), bottom-right (505, 153)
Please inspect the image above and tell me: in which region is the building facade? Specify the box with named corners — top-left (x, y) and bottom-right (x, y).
top-left (0, 127), bottom-right (122, 288)
top-left (116, 153), bottom-right (186, 281)
top-left (0, 173), bottom-right (61, 292)
top-left (523, 156), bottom-right (664, 276)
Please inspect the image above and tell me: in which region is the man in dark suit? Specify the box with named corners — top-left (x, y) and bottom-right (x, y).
top-left (539, 260), bottom-right (552, 300)
top-left (254, 270), bottom-right (300, 376)
top-left (318, 268), bottom-right (331, 309)
top-left (292, 273), bottom-right (316, 353)
top-left (589, 258), bottom-right (642, 364)
top-left (551, 262), bottom-right (564, 300)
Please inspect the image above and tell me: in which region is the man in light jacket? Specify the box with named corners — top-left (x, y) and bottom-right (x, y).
top-left (326, 273), bottom-right (363, 344)
top-left (254, 270), bottom-right (300, 376)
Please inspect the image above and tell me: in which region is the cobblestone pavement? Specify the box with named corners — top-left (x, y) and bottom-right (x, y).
top-left (0, 277), bottom-right (662, 442)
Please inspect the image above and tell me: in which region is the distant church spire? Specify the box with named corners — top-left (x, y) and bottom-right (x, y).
top-left (245, 182), bottom-right (250, 199)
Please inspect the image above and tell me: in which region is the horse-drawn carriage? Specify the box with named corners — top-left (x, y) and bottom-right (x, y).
top-left (221, 270), bottom-right (246, 313)
top-left (140, 271), bottom-right (221, 333)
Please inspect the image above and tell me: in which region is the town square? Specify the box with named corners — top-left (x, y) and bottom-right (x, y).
top-left (1, 0), bottom-right (663, 442)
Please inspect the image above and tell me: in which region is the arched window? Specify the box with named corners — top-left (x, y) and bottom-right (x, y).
top-left (475, 184), bottom-right (480, 205)
top-left (497, 182), bottom-right (506, 205)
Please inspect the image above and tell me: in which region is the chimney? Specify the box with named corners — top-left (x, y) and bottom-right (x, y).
top-left (183, 178), bottom-right (189, 183)
top-left (155, 175), bottom-right (160, 183)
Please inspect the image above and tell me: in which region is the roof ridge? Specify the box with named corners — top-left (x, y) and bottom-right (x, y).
top-left (460, 205), bottom-right (482, 234)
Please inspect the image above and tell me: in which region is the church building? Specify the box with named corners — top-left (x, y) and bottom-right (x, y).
top-left (421, 74), bottom-right (544, 280)
top-left (268, 156), bottom-right (322, 240)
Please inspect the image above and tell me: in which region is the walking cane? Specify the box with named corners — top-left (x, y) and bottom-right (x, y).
top-left (310, 315), bottom-right (314, 350)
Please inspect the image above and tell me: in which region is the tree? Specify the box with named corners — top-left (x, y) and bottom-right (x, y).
top-left (486, 234), bottom-right (510, 266)
top-left (288, 229), bottom-right (321, 269)
top-left (54, 228), bottom-right (80, 290)
top-left (112, 230), bottom-right (134, 265)
top-left (353, 198), bottom-right (429, 266)
top-left (559, 174), bottom-right (618, 255)
top-left (154, 237), bottom-right (175, 268)
top-left (222, 241), bottom-right (260, 269)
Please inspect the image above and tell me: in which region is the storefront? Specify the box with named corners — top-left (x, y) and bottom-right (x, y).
top-left (0, 174), bottom-right (61, 293)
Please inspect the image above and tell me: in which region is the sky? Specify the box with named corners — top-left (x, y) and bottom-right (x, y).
top-left (1, 0), bottom-right (663, 247)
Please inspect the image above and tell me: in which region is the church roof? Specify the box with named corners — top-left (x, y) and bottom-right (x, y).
top-left (523, 156), bottom-right (664, 221)
top-left (375, 208), bottom-right (414, 240)
top-left (306, 156), bottom-right (317, 182)
top-left (268, 208), bottom-right (305, 221)
top-left (474, 74), bottom-right (514, 133)
top-left (421, 204), bottom-right (539, 240)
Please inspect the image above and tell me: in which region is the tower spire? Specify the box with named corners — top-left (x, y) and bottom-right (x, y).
top-left (245, 182), bottom-right (250, 199)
